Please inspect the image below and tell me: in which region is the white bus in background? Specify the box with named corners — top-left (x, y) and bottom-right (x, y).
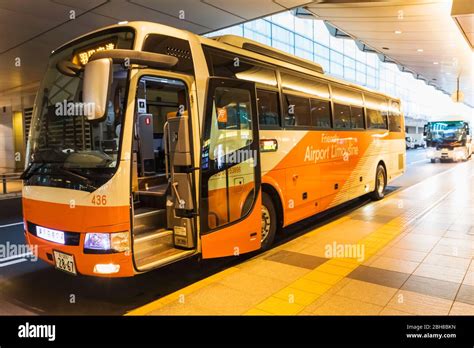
top-left (424, 120), bottom-right (472, 162)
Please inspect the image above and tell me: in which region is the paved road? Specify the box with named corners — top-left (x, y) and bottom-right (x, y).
top-left (0, 148), bottom-right (464, 315)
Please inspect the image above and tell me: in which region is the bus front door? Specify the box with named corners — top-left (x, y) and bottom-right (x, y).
top-left (200, 78), bottom-right (262, 258)
top-left (130, 70), bottom-right (199, 271)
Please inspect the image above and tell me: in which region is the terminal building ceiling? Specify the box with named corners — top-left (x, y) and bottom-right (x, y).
top-left (300, 0), bottom-right (474, 107)
top-left (0, 0), bottom-right (312, 105)
top-left (0, 0), bottom-right (472, 108)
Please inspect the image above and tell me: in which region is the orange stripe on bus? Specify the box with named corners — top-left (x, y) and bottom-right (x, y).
top-left (22, 198), bottom-right (130, 233)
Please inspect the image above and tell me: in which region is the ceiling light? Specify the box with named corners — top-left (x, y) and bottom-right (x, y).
top-left (433, 61), bottom-right (439, 65)
top-left (417, 48), bottom-right (423, 52)
top-left (394, 30), bottom-right (402, 34)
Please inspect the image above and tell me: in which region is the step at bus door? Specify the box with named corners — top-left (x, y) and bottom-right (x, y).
top-left (200, 77), bottom-right (262, 258)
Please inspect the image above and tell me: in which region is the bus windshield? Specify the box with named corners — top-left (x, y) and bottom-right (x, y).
top-left (429, 121), bottom-right (465, 142)
top-left (24, 30), bottom-right (134, 191)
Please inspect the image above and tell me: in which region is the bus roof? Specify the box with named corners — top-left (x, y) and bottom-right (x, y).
top-left (52, 20), bottom-right (400, 102)
top-left (199, 34), bottom-right (399, 102)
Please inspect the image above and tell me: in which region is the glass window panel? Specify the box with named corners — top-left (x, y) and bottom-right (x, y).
top-left (366, 109), bottom-right (387, 129)
top-left (295, 17), bottom-right (313, 39)
top-left (257, 89), bottom-right (280, 128)
top-left (283, 94), bottom-right (311, 127)
top-left (314, 43), bottom-right (329, 59)
top-left (330, 62), bottom-right (343, 77)
top-left (356, 61), bottom-right (366, 73)
top-left (367, 66), bottom-right (376, 77)
top-left (344, 56), bottom-right (356, 69)
top-left (295, 35), bottom-right (313, 60)
top-left (356, 47), bottom-right (366, 63)
top-left (350, 106), bottom-right (364, 129)
top-left (314, 20), bottom-right (330, 45)
top-left (318, 57), bottom-right (330, 72)
top-left (330, 50), bottom-right (343, 64)
top-left (310, 99), bottom-right (331, 128)
top-left (367, 53), bottom-right (378, 68)
top-left (330, 35), bottom-right (344, 53)
top-left (333, 103), bottom-right (351, 129)
top-left (207, 158), bottom-right (255, 229)
top-left (356, 71), bottom-right (366, 85)
top-left (244, 19), bottom-right (271, 37)
top-left (209, 87), bottom-right (253, 160)
top-left (344, 67), bottom-right (356, 81)
top-left (344, 39), bottom-right (356, 57)
top-left (388, 101), bottom-right (402, 132)
top-left (271, 12), bottom-right (295, 30)
top-left (365, 94), bottom-right (388, 129)
top-left (367, 75), bottom-right (377, 88)
top-left (271, 26), bottom-right (294, 54)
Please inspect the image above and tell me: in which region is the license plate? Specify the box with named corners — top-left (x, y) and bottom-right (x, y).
top-left (53, 250), bottom-right (77, 275)
top-left (36, 226), bottom-right (65, 244)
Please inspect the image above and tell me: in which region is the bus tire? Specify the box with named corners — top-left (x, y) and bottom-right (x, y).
top-left (430, 159), bottom-right (436, 163)
top-left (261, 192), bottom-right (277, 250)
top-left (370, 164), bottom-right (386, 201)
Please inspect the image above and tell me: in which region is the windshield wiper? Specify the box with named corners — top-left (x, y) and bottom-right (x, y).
top-left (57, 167), bottom-right (98, 190)
top-left (20, 162), bottom-right (47, 180)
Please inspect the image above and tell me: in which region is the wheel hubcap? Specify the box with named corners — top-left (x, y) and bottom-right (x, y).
top-left (261, 205), bottom-right (271, 242)
top-left (377, 170), bottom-right (385, 194)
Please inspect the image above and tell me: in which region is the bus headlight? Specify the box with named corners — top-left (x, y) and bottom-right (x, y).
top-left (427, 149), bottom-right (435, 158)
top-left (84, 232), bottom-right (129, 253)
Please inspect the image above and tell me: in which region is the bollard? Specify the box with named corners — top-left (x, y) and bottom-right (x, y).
top-left (2, 175), bottom-right (6, 194)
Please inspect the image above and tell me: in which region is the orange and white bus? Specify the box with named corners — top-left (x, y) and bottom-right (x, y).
top-left (22, 21), bottom-right (405, 277)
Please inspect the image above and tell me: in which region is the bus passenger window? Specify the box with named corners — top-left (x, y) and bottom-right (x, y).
top-left (209, 87), bottom-right (253, 160)
top-left (367, 109), bottom-right (387, 129)
top-left (388, 114), bottom-right (401, 132)
top-left (350, 106), bottom-right (365, 129)
top-left (284, 94), bottom-right (311, 127)
top-left (388, 101), bottom-right (401, 132)
top-left (257, 90), bottom-right (280, 128)
top-left (333, 103), bottom-right (351, 129)
top-left (310, 99), bottom-right (331, 128)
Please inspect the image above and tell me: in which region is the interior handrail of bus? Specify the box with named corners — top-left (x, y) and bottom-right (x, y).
top-left (163, 120), bottom-right (170, 180)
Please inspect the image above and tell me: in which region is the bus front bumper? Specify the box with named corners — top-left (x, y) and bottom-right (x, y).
top-left (24, 229), bottom-right (135, 278)
top-left (427, 147), bottom-right (467, 161)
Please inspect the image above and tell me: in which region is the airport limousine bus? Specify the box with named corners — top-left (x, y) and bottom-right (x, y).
top-left (424, 120), bottom-right (472, 162)
top-left (22, 22), bottom-right (405, 277)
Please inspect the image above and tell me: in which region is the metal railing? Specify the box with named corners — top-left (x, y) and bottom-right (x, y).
top-left (1, 173), bottom-right (22, 195)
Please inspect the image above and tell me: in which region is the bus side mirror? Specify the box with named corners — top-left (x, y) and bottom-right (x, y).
top-left (83, 58), bottom-right (113, 121)
top-left (423, 124), bottom-right (427, 136)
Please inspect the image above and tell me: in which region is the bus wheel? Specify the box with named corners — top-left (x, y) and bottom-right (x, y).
top-left (370, 165), bottom-right (386, 201)
top-left (430, 158), bottom-right (436, 163)
top-left (261, 192), bottom-right (277, 250)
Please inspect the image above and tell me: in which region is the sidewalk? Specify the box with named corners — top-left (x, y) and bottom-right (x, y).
top-left (0, 180), bottom-right (22, 199)
top-left (127, 161), bottom-right (474, 316)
